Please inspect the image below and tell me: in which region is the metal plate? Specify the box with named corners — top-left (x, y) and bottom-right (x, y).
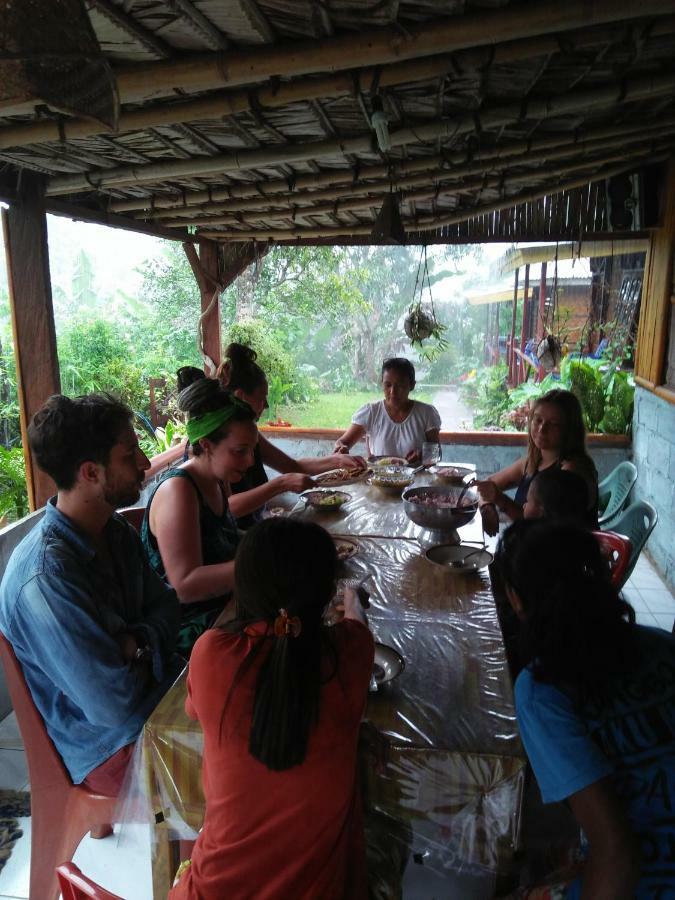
top-left (425, 543), bottom-right (494, 573)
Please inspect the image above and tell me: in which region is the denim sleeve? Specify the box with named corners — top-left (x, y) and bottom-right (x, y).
top-left (10, 571), bottom-right (165, 730)
top-left (128, 541), bottom-right (180, 681)
top-left (515, 669), bottom-right (613, 804)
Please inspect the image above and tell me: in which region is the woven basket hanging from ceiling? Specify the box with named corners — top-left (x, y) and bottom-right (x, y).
top-left (0, 0), bottom-right (118, 129)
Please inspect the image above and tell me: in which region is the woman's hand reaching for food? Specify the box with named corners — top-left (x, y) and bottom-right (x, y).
top-left (333, 440), bottom-right (349, 454)
top-left (405, 449), bottom-right (421, 464)
top-left (280, 473), bottom-right (315, 494)
top-left (475, 479), bottom-right (500, 505)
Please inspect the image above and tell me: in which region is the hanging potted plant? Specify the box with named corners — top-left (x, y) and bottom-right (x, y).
top-left (403, 247), bottom-right (448, 361)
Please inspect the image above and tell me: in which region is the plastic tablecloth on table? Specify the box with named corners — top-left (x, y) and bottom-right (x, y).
top-left (121, 478), bottom-right (526, 897)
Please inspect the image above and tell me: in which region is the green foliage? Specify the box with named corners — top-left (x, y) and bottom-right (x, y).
top-left (138, 418), bottom-right (187, 458)
top-left (560, 357), bottom-right (606, 432)
top-left (0, 446), bottom-right (28, 523)
top-left (266, 375), bottom-right (293, 420)
top-left (224, 318), bottom-right (296, 387)
top-left (461, 364), bottom-right (511, 429)
top-left (598, 370), bottom-right (634, 435)
top-left (58, 318), bottom-right (146, 411)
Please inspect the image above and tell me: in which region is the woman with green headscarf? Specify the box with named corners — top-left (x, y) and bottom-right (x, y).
top-left (142, 379), bottom-right (258, 655)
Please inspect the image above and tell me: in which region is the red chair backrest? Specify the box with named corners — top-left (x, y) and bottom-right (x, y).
top-left (118, 507), bottom-right (145, 534)
top-left (592, 530), bottom-right (632, 590)
top-left (56, 862), bottom-right (123, 899)
top-left (0, 634), bottom-right (73, 791)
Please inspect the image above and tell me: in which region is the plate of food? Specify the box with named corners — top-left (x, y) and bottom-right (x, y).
top-left (424, 543), bottom-right (493, 572)
top-left (370, 456), bottom-right (408, 467)
top-left (333, 536), bottom-right (359, 561)
top-left (315, 465), bottom-right (369, 486)
top-left (428, 463), bottom-right (475, 484)
top-left (301, 489), bottom-right (352, 510)
top-left (368, 465), bottom-right (416, 493)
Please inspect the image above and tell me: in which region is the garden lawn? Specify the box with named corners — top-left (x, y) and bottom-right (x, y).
top-left (275, 391), bottom-right (433, 429)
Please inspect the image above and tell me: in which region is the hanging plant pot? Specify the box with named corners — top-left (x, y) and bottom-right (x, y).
top-left (404, 305), bottom-right (437, 342)
top-left (536, 335), bottom-right (562, 372)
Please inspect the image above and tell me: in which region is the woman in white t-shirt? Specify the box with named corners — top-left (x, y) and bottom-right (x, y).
top-left (334, 358), bottom-right (441, 462)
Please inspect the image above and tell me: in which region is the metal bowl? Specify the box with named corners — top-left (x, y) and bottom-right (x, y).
top-left (373, 642), bottom-right (405, 684)
top-left (402, 484), bottom-right (478, 531)
top-left (428, 462), bottom-right (475, 485)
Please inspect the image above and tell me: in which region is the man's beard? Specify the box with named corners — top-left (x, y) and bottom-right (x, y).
top-left (103, 479), bottom-right (142, 509)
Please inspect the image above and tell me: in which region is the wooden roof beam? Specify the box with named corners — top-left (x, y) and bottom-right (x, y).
top-left (235, 0), bottom-right (276, 43)
top-left (45, 70), bottom-right (675, 195)
top-left (152, 130), bottom-right (675, 224)
top-left (164, 0), bottom-right (228, 51)
top-left (182, 140), bottom-right (675, 229)
top-left (3, 19), bottom-right (674, 151)
top-left (87, 0), bottom-right (174, 59)
top-left (197, 153), bottom-right (670, 243)
top-left (111, 112), bottom-right (675, 214)
top-left (111, 0), bottom-right (675, 104)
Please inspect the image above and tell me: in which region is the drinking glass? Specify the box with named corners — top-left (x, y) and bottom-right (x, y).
top-left (422, 441), bottom-right (441, 468)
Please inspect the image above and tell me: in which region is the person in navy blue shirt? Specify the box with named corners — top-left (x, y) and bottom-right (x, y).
top-left (496, 519), bottom-right (674, 900)
top-left (0, 393), bottom-right (180, 794)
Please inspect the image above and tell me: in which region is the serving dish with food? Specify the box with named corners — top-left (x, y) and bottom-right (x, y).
top-left (333, 536), bottom-right (359, 561)
top-left (428, 462), bottom-right (475, 484)
top-left (369, 456), bottom-right (408, 467)
top-left (301, 489), bottom-right (352, 509)
top-left (402, 484), bottom-right (479, 545)
top-left (368, 465), bottom-right (416, 493)
top-left (314, 465), bottom-right (370, 486)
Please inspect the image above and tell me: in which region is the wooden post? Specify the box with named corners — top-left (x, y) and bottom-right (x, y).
top-left (508, 268), bottom-right (519, 383)
top-left (2, 176), bottom-right (60, 510)
top-left (537, 261), bottom-right (547, 341)
top-left (635, 158), bottom-right (675, 385)
top-left (519, 264), bottom-right (531, 383)
top-left (183, 240), bottom-right (266, 374)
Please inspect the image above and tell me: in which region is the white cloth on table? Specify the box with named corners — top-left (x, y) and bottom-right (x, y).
top-left (351, 399), bottom-right (441, 457)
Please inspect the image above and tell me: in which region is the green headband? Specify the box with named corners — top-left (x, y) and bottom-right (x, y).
top-left (185, 397), bottom-right (251, 445)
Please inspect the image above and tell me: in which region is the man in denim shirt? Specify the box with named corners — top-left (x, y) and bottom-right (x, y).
top-left (0, 393), bottom-right (180, 795)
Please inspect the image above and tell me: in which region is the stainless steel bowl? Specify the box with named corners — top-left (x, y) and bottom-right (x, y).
top-left (402, 484), bottom-right (478, 531)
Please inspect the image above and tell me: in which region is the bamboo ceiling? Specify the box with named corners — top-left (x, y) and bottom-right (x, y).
top-left (1, 0), bottom-right (675, 245)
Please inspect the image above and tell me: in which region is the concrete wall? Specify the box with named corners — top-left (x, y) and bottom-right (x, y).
top-left (632, 386), bottom-right (675, 592)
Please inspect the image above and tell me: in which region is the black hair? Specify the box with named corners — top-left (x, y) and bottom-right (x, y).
top-left (177, 377), bottom-right (255, 455)
top-left (218, 343), bottom-right (267, 395)
top-left (223, 518), bottom-right (339, 771)
top-left (528, 467), bottom-right (590, 525)
top-left (176, 366), bottom-right (205, 393)
top-left (28, 393), bottom-right (132, 490)
top-left (381, 357), bottom-right (415, 389)
top-left (495, 519), bottom-right (634, 688)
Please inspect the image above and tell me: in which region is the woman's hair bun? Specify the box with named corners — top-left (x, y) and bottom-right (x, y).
top-left (224, 342), bottom-right (257, 365)
top-left (177, 377), bottom-right (225, 415)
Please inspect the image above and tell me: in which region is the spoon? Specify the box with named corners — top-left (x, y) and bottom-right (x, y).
top-left (455, 477), bottom-right (478, 508)
top-left (450, 547), bottom-right (485, 568)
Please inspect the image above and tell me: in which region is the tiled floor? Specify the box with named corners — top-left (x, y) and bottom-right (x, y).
top-left (0, 553), bottom-right (671, 899)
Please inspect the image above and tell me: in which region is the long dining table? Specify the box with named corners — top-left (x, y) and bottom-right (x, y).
top-left (123, 474), bottom-right (526, 898)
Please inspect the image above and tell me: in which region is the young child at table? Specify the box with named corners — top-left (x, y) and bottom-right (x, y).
top-left (170, 517), bottom-right (374, 900)
top-left (495, 519), bottom-right (675, 899)
top-left (522, 467), bottom-right (590, 525)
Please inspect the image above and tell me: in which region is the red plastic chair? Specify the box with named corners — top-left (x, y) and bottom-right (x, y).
top-left (592, 530), bottom-right (632, 590)
top-left (118, 506), bottom-right (145, 534)
top-left (56, 862), bottom-right (123, 899)
top-left (0, 636), bottom-right (117, 900)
